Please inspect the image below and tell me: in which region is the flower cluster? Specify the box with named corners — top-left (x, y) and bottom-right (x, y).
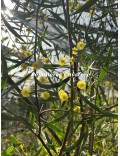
top-left (39, 76), bottom-right (47, 84)
top-left (32, 62), bottom-right (40, 70)
top-left (77, 81), bottom-right (86, 89)
top-left (24, 51), bottom-right (32, 57)
top-left (69, 1), bottom-right (83, 10)
top-left (41, 91), bottom-right (50, 100)
top-left (58, 58), bottom-right (66, 66)
top-left (105, 81), bottom-right (115, 88)
top-left (58, 90), bottom-right (68, 102)
top-left (21, 88), bottom-right (31, 97)
top-left (77, 41), bottom-right (85, 50)
top-left (73, 106), bottom-right (80, 113)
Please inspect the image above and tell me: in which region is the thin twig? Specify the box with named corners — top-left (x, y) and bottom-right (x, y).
top-left (34, 0), bottom-right (41, 136)
top-left (66, 0), bottom-right (74, 149)
top-left (61, 0), bottom-right (67, 21)
top-left (58, 121), bottom-right (71, 156)
top-left (40, 109), bottom-right (68, 115)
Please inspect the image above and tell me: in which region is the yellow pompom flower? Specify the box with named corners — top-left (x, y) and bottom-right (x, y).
top-left (24, 51), bottom-right (32, 57)
top-left (13, 49), bottom-right (17, 53)
top-left (58, 57), bottom-right (66, 66)
top-left (29, 2), bottom-right (33, 9)
top-left (72, 47), bottom-right (78, 55)
top-left (32, 62), bottom-right (40, 70)
top-left (73, 106), bottom-right (80, 113)
top-left (38, 57), bottom-right (43, 62)
top-left (39, 10), bottom-right (43, 15)
top-left (24, 73), bottom-right (31, 80)
top-left (26, 27), bottom-right (32, 34)
top-left (39, 76), bottom-right (47, 84)
top-left (18, 52), bottom-right (23, 56)
top-left (77, 41), bottom-right (85, 50)
top-left (21, 88), bottom-right (31, 97)
top-left (38, 20), bottom-right (42, 25)
top-left (60, 72), bottom-right (65, 79)
top-left (89, 10), bottom-right (95, 16)
top-left (15, 38), bottom-right (19, 42)
top-left (12, 44), bottom-right (15, 48)
top-left (44, 58), bottom-right (50, 64)
top-left (70, 56), bottom-right (75, 64)
top-left (77, 81), bottom-right (86, 89)
top-left (21, 45), bottom-right (27, 51)
top-left (58, 90), bottom-right (68, 102)
top-left (69, 0), bottom-right (73, 9)
top-left (21, 63), bottom-right (28, 70)
top-left (36, 73), bottom-right (39, 77)
top-left (41, 91), bottom-right (50, 100)
top-left (76, 3), bottom-right (83, 10)
top-left (44, 16), bottom-right (48, 21)
top-left (65, 73), bottom-right (70, 77)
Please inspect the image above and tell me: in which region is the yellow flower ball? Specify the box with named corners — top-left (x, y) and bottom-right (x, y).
top-left (38, 57), bottom-right (43, 62)
top-left (39, 10), bottom-right (43, 15)
top-left (69, 0), bottom-right (73, 9)
top-left (77, 81), bottom-right (86, 89)
top-left (32, 62), bottom-right (40, 70)
top-left (12, 44), bottom-right (15, 48)
top-left (39, 76), bottom-right (47, 84)
top-left (60, 72), bottom-right (65, 79)
top-left (44, 58), bottom-right (50, 64)
top-left (26, 27), bottom-right (32, 33)
top-left (77, 41), bottom-right (85, 50)
top-left (13, 49), bottom-right (17, 53)
top-left (70, 56), bottom-right (75, 64)
top-left (38, 21), bottom-right (42, 25)
top-left (24, 51), bottom-right (32, 57)
top-left (41, 91), bottom-right (50, 100)
top-left (21, 88), bottom-right (31, 97)
top-left (15, 38), bottom-right (19, 42)
top-left (58, 57), bottom-right (66, 66)
top-left (18, 52), bottom-right (23, 56)
top-left (36, 73), bottom-right (39, 77)
top-left (44, 16), bottom-right (48, 21)
top-left (21, 45), bottom-right (27, 51)
top-left (72, 47), bottom-right (78, 55)
top-left (73, 106), bottom-right (80, 113)
top-left (58, 90), bottom-right (68, 102)
top-left (65, 73), bottom-right (70, 77)
top-left (21, 63), bottom-right (28, 70)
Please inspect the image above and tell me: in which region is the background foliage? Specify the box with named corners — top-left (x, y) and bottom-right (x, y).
top-left (1, 0), bottom-right (118, 155)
